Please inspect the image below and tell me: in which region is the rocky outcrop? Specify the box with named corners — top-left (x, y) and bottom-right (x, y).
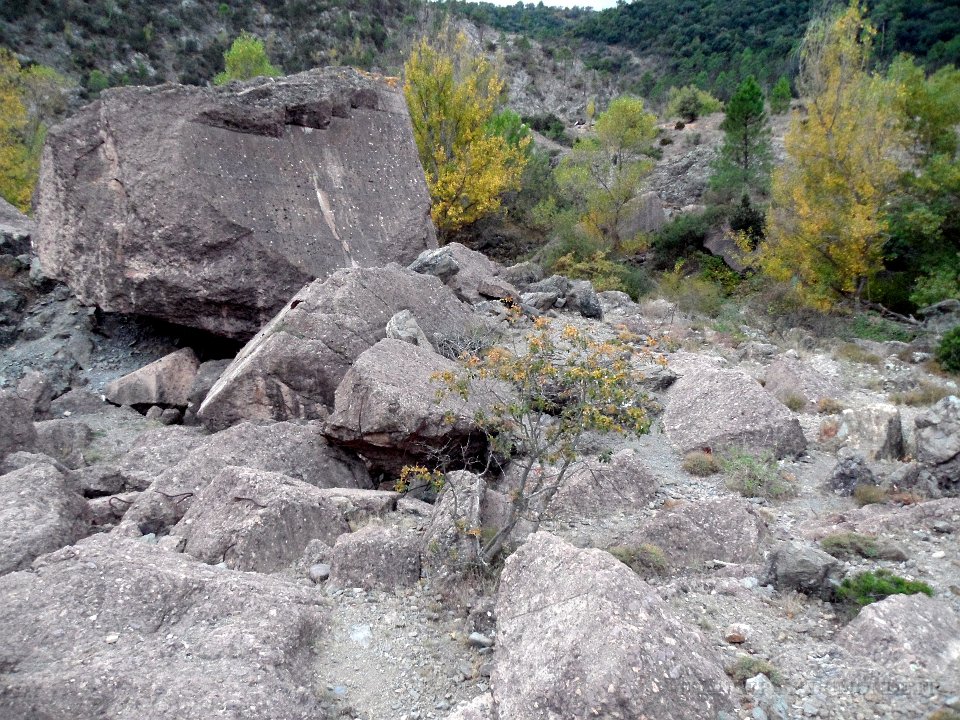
top-left (763, 355), bottom-right (842, 412)
top-left (34, 67), bottom-right (436, 339)
top-left (546, 449), bottom-right (659, 520)
top-left (615, 191), bottom-right (666, 239)
top-left (409, 242), bottom-right (518, 304)
top-left (762, 541), bottom-right (842, 599)
top-left (0, 463), bottom-right (89, 575)
top-left (664, 367), bottom-right (807, 457)
top-left (325, 339), bottom-right (498, 473)
top-left (198, 266), bottom-right (471, 431)
top-left (104, 348), bottom-right (200, 408)
top-left (33, 418), bottom-right (94, 469)
top-left (491, 532), bottom-right (738, 719)
top-left (421, 471), bottom-right (485, 580)
top-left (0, 534), bottom-right (327, 719)
top-left (118, 421), bottom-right (370, 535)
top-left (174, 466), bottom-right (352, 572)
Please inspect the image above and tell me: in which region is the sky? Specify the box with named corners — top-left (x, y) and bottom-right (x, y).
top-left (461, 0), bottom-right (621, 11)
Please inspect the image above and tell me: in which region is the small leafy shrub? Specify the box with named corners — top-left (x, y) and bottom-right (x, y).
top-left (835, 342), bottom-right (882, 366)
top-left (722, 449), bottom-right (797, 500)
top-left (819, 532), bottom-right (885, 560)
top-left (910, 253), bottom-right (960, 308)
top-left (659, 262), bottom-right (727, 318)
top-left (816, 397), bottom-right (845, 414)
top-left (728, 194), bottom-right (765, 244)
top-left (666, 85), bottom-right (723, 122)
top-left (888, 381), bottom-right (951, 406)
top-left (552, 251), bottom-right (652, 300)
top-left (782, 392), bottom-right (807, 413)
top-left (849, 315), bottom-right (915, 343)
top-left (608, 543), bottom-right (668, 576)
top-left (650, 208), bottom-right (725, 269)
top-left (682, 450), bottom-right (721, 476)
top-left (726, 656), bottom-right (782, 686)
top-left (697, 254), bottom-right (742, 295)
top-left (937, 326), bottom-right (960, 373)
top-left (214, 31), bottom-right (281, 85)
top-left (853, 484), bottom-right (888, 507)
top-left (835, 569), bottom-right (932, 612)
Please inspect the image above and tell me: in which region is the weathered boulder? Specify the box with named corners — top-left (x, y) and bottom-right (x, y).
top-left (664, 368), bottom-right (807, 458)
top-left (174, 466), bottom-right (351, 572)
top-left (915, 395), bottom-right (960, 492)
top-left (838, 593), bottom-right (960, 675)
top-left (386, 308), bottom-right (435, 350)
top-left (329, 523), bottom-right (422, 590)
top-left (421, 471), bottom-right (485, 579)
top-left (763, 356), bottom-right (842, 412)
top-left (198, 265), bottom-right (471, 431)
top-left (35, 67), bottom-right (435, 339)
top-left (33, 418), bottom-right (94, 469)
top-left (0, 195), bottom-right (33, 255)
top-left (492, 532), bottom-right (738, 719)
top-left (182, 358), bottom-right (232, 425)
top-left (0, 389), bottom-right (37, 459)
top-left (0, 463), bottom-right (88, 575)
top-left (498, 261), bottom-right (543, 292)
top-left (837, 404), bottom-right (904, 461)
top-left (0, 534), bottom-right (327, 719)
top-left (827, 452), bottom-right (878, 495)
top-left (15, 369), bottom-right (54, 419)
top-left (409, 242), bottom-right (517, 304)
top-left (762, 541), bottom-right (842, 599)
top-left (105, 348), bottom-right (200, 408)
top-left (325, 338), bottom-right (497, 472)
top-left (622, 496), bottom-right (768, 570)
top-left (616, 190), bottom-right (666, 240)
top-left (547, 449), bottom-right (659, 520)
top-left (118, 421), bottom-right (370, 535)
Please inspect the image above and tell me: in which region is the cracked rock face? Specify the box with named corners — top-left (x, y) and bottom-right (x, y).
top-left (34, 67), bottom-right (436, 339)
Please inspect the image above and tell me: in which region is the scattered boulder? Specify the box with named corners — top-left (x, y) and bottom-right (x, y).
top-left (421, 471), bottom-right (485, 580)
top-left (0, 389), bottom-right (37, 459)
top-left (838, 593), bottom-right (960, 676)
top-left (664, 367), bottom-right (806, 458)
top-left (547, 449), bottom-right (659, 520)
top-left (763, 356), bottom-right (842, 412)
top-left (329, 523), bottom-right (422, 590)
top-left (182, 358), bottom-right (232, 425)
top-left (35, 67), bottom-right (436, 339)
top-left (104, 348), bottom-right (200, 409)
top-left (0, 463), bottom-right (89, 575)
top-left (492, 532), bottom-right (738, 719)
top-left (174, 466), bottom-right (351, 572)
top-left (15, 369), bottom-right (54, 419)
top-left (49, 388), bottom-right (106, 416)
top-left (198, 265), bottom-right (470, 431)
top-left (325, 338), bottom-right (497, 473)
top-left (498, 261), bottom-right (543, 292)
top-left (623, 496), bottom-right (769, 570)
top-left (33, 418), bottom-right (94, 469)
top-left (762, 541), bottom-right (842, 599)
top-left (118, 421), bottom-right (370, 535)
top-left (827, 452), bottom-right (878, 496)
top-left (837, 404), bottom-right (904, 461)
top-left (915, 395), bottom-right (960, 493)
top-left (0, 534), bottom-right (328, 719)
top-left (746, 673), bottom-right (790, 720)
top-left (567, 279), bottom-right (602, 319)
top-left (409, 242), bottom-right (517, 304)
top-left (386, 309), bottom-right (435, 350)
top-left (615, 190), bottom-right (666, 239)
top-left (0, 195), bottom-right (33, 255)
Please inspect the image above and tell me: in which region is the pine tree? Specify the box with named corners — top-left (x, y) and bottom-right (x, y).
top-left (214, 32), bottom-right (281, 85)
top-left (709, 75), bottom-right (771, 198)
top-left (770, 76), bottom-right (792, 114)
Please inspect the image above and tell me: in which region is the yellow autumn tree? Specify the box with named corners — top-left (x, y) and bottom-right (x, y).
top-left (404, 29), bottom-right (528, 238)
top-left (760, 2), bottom-right (904, 309)
top-left (0, 49), bottom-right (33, 212)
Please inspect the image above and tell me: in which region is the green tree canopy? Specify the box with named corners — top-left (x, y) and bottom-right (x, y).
top-left (769, 76), bottom-right (792, 114)
top-left (710, 75), bottom-right (772, 198)
top-left (214, 32), bottom-right (281, 85)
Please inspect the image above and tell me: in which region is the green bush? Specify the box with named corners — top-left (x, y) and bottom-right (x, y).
top-left (849, 315), bottom-right (915, 343)
top-left (722, 449), bottom-right (797, 500)
top-left (728, 194), bottom-right (765, 244)
top-left (651, 207), bottom-right (725, 269)
top-left (835, 569), bottom-right (932, 612)
top-left (910, 253), bottom-right (960, 308)
top-left (665, 85), bottom-right (723, 122)
top-left (682, 450), bottom-right (721, 476)
top-left (214, 31), bottom-right (280, 85)
top-left (937, 326), bottom-right (960, 373)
